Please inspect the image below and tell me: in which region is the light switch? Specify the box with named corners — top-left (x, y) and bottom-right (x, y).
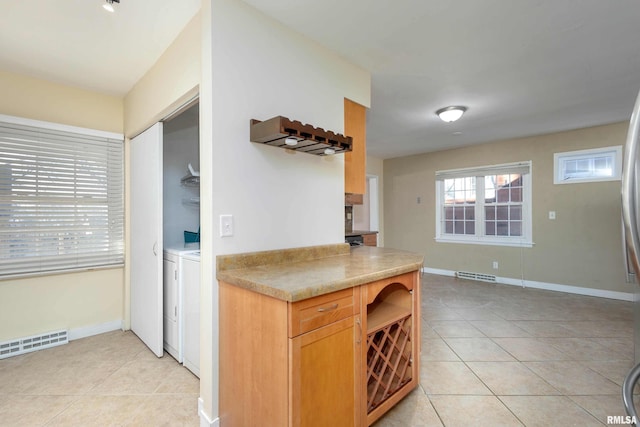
top-left (220, 214), bottom-right (233, 237)
top-left (548, 211), bottom-right (556, 220)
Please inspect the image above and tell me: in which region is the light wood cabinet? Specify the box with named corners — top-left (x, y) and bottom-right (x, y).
top-left (291, 316), bottom-right (359, 426)
top-left (219, 271), bottom-right (420, 427)
top-left (344, 98), bottom-right (366, 195)
top-left (362, 233), bottom-right (377, 247)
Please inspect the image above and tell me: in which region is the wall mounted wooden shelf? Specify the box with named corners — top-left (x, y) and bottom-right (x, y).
top-left (250, 116), bottom-right (352, 156)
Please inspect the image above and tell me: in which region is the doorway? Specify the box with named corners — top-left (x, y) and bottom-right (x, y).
top-left (353, 175), bottom-right (379, 232)
top-left (130, 100), bottom-right (200, 371)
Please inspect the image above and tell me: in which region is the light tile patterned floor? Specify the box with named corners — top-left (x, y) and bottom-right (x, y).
top-left (0, 330), bottom-right (200, 426)
top-left (0, 273), bottom-right (635, 426)
top-left (374, 273), bottom-right (636, 427)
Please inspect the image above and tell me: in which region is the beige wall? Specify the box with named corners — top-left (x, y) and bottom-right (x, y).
top-left (0, 69), bottom-right (123, 133)
top-left (0, 70), bottom-right (125, 342)
top-left (384, 122), bottom-right (633, 294)
top-left (0, 269), bottom-right (124, 341)
top-left (124, 13), bottom-right (201, 138)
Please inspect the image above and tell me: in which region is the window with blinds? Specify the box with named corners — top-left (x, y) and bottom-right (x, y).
top-left (435, 161), bottom-right (533, 247)
top-left (0, 115), bottom-right (124, 278)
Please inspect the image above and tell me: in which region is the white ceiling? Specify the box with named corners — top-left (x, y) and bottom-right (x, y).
top-left (0, 0), bottom-right (199, 96)
top-left (2, 1), bottom-right (640, 159)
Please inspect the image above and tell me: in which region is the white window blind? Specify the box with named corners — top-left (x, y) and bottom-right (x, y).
top-left (0, 116), bottom-right (124, 278)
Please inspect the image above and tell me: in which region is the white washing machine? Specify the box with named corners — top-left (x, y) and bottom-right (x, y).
top-left (163, 246), bottom-right (199, 367)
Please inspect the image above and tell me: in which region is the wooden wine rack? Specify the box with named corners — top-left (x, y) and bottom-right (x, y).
top-left (250, 116), bottom-right (353, 156)
top-left (366, 313), bottom-right (412, 412)
top-left (364, 281), bottom-right (415, 420)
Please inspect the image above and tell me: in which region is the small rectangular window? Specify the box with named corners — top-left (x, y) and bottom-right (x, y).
top-left (554, 146), bottom-right (622, 184)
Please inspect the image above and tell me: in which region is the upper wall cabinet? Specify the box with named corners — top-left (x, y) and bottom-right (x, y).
top-left (344, 98), bottom-right (367, 195)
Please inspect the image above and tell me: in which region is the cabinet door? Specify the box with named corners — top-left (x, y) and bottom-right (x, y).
top-left (291, 316), bottom-right (360, 427)
top-left (344, 98), bottom-right (367, 195)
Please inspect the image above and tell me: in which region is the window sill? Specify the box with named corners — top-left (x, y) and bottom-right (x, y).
top-left (435, 237), bottom-right (534, 248)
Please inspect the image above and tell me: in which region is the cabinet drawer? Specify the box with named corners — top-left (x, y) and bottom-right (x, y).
top-left (289, 288), bottom-right (357, 337)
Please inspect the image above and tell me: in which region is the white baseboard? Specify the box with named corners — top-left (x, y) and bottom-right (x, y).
top-left (68, 319), bottom-right (123, 341)
top-left (199, 398), bottom-right (220, 427)
top-left (422, 267), bottom-right (634, 301)
top-left (422, 267), bottom-right (456, 277)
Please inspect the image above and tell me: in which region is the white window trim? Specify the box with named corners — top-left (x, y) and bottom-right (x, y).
top-left (435, 161), bottom-right (533, 248)
top-left (553, 145), bottom-right (622, 184)
top-left (0, 113), bottom-right (123, 141)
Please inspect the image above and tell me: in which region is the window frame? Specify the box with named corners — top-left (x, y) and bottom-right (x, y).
top-left (0, 113), bottom-right (124, 279)
top-left (553, 146), bottom-right (622, 184)
top-left (435, 161), bottom-right (533, 248)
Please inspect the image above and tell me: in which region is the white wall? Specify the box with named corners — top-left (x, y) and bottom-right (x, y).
top-left (209, 0), bottom-right (370, 254)
top-left (199, 0), bottom-right (370, 422)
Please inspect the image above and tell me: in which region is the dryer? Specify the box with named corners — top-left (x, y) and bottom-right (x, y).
top-left (163, 246), bottom-right (199, 364)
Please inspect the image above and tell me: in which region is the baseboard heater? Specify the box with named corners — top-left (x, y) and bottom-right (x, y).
top-left (456, 271), bottom-right (497, 283)
top-left (0, 329), bottom-right (68, 359)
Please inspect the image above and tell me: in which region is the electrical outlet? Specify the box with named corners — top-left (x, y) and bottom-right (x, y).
top-left (492, 261), bottom-right (499, 269)
top-left (549, 211), bottom-right (556, 220)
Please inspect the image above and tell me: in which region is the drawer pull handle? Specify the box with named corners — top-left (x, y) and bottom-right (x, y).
top-left (317, 303), bottom-right (338, 312)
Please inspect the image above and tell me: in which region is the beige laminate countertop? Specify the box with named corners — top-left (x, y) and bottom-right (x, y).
top-left (216, 244), bottom-right (424, 302)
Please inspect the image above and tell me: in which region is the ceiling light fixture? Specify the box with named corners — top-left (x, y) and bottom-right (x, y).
top-left (324, 147), bottom-right (336, 155)
top-left (436, 106), bottom-right (468, 123)
top-left (103, 0), bottom-right (120, 13)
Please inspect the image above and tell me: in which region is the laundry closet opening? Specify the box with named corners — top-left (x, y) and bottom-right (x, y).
top-left (162, 102), bottom-right (201, 377)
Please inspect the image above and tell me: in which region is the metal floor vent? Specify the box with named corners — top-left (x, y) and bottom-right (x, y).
top-left (456, 271), bottom-right (497, 283)
top-left (0, 330), bottom-right (68, 359)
